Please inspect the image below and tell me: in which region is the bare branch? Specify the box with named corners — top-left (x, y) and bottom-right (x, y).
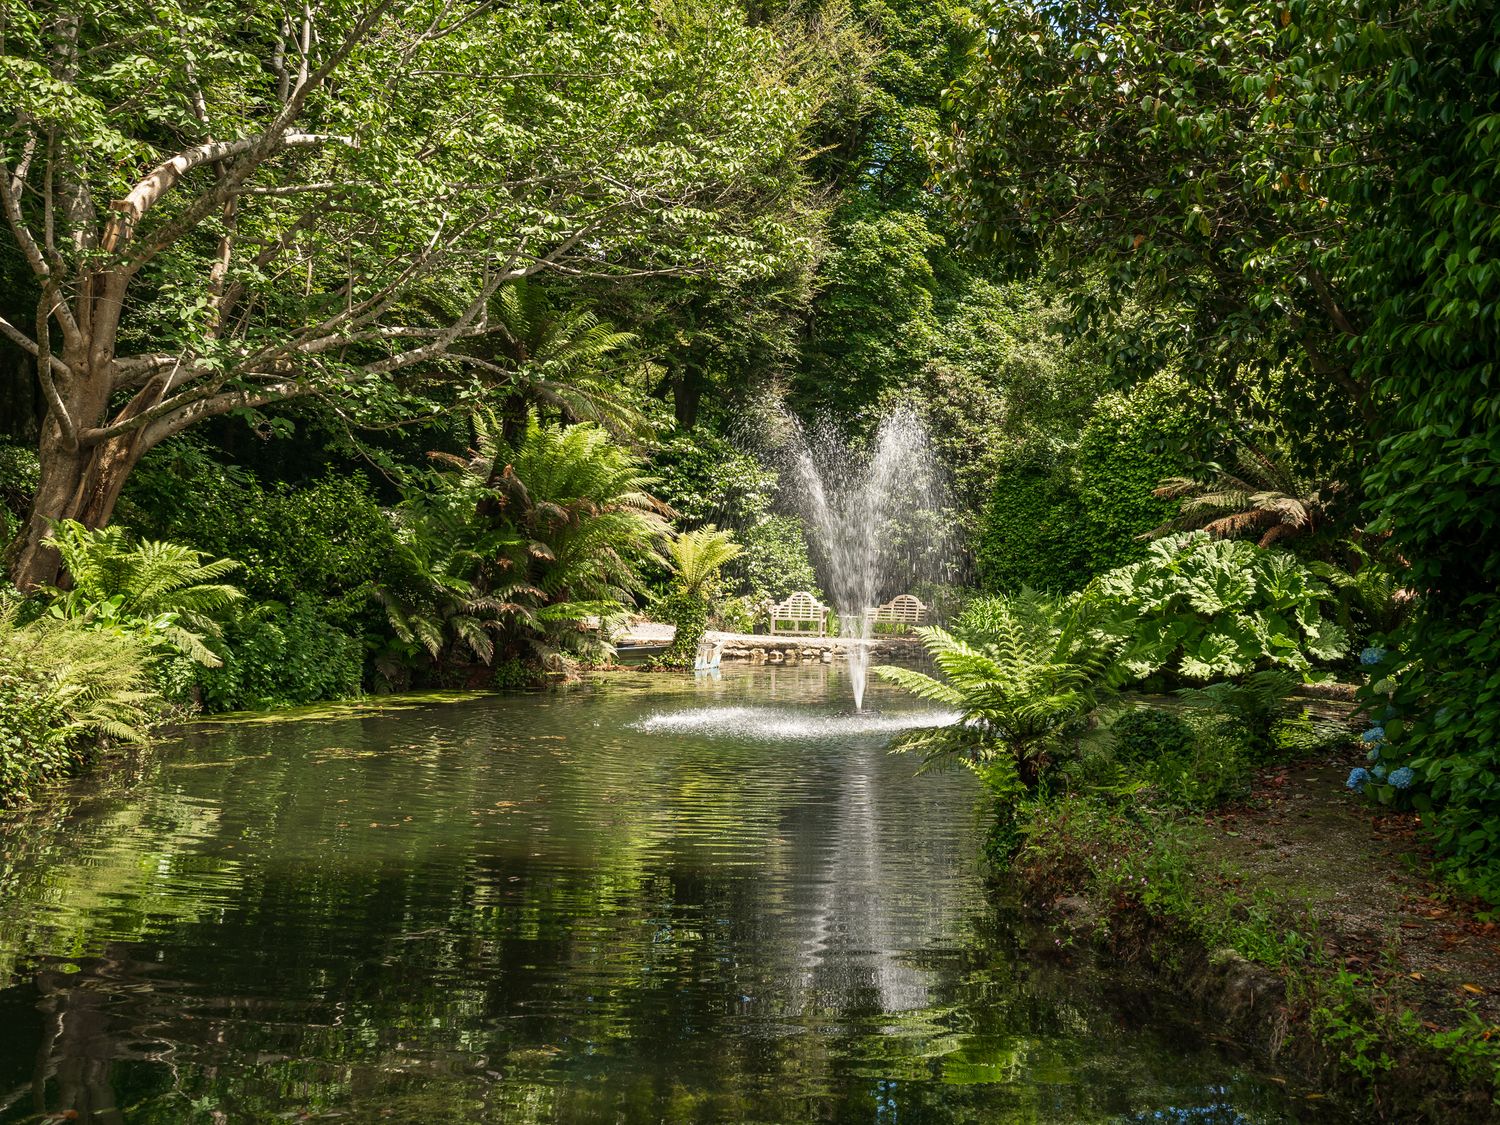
top-left (0, 148), bottom-right (51, 283)
top-left (35, 287), bottom-right (77, 451)
top-left (240, 181), bottom-right (344, 197)
top-left (110, 353), bottom-right (183, 389)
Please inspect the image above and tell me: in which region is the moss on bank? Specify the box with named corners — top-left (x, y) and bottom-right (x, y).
top-left (1008, 772), bottom-right (1500, 1121)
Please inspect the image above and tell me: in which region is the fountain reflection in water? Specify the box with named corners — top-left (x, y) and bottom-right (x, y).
top-left (781, 406), bottom-right (948, 709)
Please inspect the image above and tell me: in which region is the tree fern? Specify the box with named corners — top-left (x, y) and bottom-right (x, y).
top-left (379, 411), bottom-right (666, 675)
top-left (877, 592), bottom-right (1122, 787)
top-left (1149, 434), bottom-right (1345, 549)
top-left (666, 527), bottom-right (742, 598)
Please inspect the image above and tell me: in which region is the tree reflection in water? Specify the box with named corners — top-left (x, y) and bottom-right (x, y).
top-left (0, 668), bottom-right (1332, 1123)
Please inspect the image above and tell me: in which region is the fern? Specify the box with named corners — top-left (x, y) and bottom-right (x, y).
top-left (378, 410), bottom-right (666, 675)
top-left (666, 526), bottom-right (742, 598)
top-left (1, 605), bottom-right (160, 772)
top-left (1149, 432), bottom-right (1345, 548)
top-left (877, 592), bottom-right (1122, 788)
top-left (44, 521), bottom-right (243, 667)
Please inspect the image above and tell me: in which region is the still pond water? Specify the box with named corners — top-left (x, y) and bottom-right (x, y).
top-left (0, 664), bottom-right (1346, 1123)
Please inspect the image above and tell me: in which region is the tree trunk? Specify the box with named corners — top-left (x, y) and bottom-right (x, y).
top-left (11, 424), bottom-right (88, 590)
top-left (10, 389), bottom-right (146, 590)
top-left (672, 364), bottom-right (703, 429)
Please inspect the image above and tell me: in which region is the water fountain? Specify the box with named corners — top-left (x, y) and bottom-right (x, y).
top-left (780, 406), bottom-right (949, 710)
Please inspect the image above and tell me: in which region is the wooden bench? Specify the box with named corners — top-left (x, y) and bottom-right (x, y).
top-left (768, 591), bottom-right (829, 636)
top-left (864, 594), bottom-right (927, 633)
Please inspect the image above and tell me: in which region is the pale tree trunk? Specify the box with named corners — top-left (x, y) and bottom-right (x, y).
top-left (14, 433), bottom-right (147, 590)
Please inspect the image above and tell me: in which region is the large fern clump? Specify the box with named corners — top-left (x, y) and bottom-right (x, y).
top-left (876, 590), bottom-right (1123, 789)
top-left (379, 412), bottom-right (667, 679)
top-left (0, 605), bottom-right (159, 803)
top-left (44, 521), bottom-right (243, 667)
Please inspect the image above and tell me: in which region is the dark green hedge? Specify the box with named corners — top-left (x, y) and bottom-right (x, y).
top-left (977, 375), bottom-right (1212, 592)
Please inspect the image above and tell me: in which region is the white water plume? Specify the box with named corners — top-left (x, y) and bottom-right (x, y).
top-left (780, 406), bottom-right (950, 710)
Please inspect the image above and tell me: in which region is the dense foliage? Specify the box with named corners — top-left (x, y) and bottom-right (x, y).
top-left (933, 0), bottom-right (1500, 898)
top-left (43, 521), bottom-right (242, 667)
top-left (0, 605), bottom-right (157, 802)
top-left (381, 414), bottom-right (667, 680)
top-left (0, 0), bottom-right (1495, 912)
top-left (977, 374), bottom-right (1210, 590)
top-left (1098, 532), bottom-right (1347, 684)
top-left (877, 590), bottom-right (1122, 790)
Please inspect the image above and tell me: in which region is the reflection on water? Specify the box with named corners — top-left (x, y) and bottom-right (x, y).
top-left (0, 665), bottom-right (1343, 1123)
top-left (631, 704), bottom-right (960, 739)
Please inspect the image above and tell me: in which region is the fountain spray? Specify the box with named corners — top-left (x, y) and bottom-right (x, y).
top-left (782, 407), bottom-right (948, 710)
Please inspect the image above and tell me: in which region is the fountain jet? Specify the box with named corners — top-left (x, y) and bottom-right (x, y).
top-left (782, 407), bottom-right (947, 710)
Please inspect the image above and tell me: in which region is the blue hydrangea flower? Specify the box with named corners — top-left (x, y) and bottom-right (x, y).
top-left (1361, 726), bottom-right (1386, 743)
top-left (1389, 767), bottom-right (1415, 790)
top-left (1372, 765), bottom-right (1387, 781)
top-left (1346, 767), bottom-right (1371, 792)
top-left (1360, 646), bottom-right (1387, 666)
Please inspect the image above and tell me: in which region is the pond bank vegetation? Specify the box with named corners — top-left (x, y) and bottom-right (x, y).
top-left (2, 0), bottom-right (1498, 1114)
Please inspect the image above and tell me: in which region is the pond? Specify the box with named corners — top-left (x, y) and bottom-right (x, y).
top-left (0, 664), bottom-right (1344, 1123)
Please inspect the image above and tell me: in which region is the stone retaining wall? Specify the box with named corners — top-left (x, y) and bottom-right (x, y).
top-left (712, 635), bottom-right (923, 664)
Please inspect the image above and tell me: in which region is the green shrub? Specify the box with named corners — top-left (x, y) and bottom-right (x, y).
top-left (1110, 707), bottom-right (1196, 765)
top-left (713, 595), bottom-right (756, 635)
top-left (877, 589), bottom-right (1122, 789)
top-left (1097, 532), bottom-right (1347, 685)
top-left (977, 374), bottom-right (1214, 593)
top-left (975, 445), bottom-right (1089, 592)
top-left (382, 413), bottom-right (667, 677)
top-left (126, 460), bottom-right (402, 616)
top-left (1360, 615), bottom-right (1500, 904)
top-left (491, 658), bottom-right (536, 689)
top-left (1071, 375), bottom-right (1216, 573)
top-left (1151, 711), bottom-right (1253, 809)
top-left (737, 515), bottom-right (820, 603)
top-left (1180, 669), bottom-right (1300, 757)
top-left (0, 605), bottom-right (160, 802)
top-left (1098, 706), bottom-right (1252, 810)
top-left (654, 589), bottom-right (711, 669)
top-left (186, 601), bottom-right (364, 712)
top-left (0, 444), bottom-right (39, 550)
